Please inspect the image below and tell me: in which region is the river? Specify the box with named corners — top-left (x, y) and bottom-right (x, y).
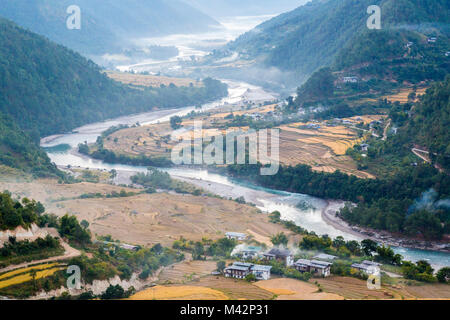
top-left (41, 80), bottom-right (450, 270)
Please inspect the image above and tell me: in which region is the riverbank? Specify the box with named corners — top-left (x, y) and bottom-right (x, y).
top-left (322, 201), bottom-right (450, 254)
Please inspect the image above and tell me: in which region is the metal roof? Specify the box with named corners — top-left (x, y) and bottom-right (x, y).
top-left (226, 232), bottom-right (246, 237)
top-left (313, 253), bottom-right (337, 260)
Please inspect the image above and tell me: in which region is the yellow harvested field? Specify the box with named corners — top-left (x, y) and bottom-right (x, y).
top-left (0, 263), bottom-right (59, 281)
top-left (190, 276), bottom-right (275, 300)
top-left (383, 87), bottom-right (428, 103)
top-left (129, 285), bottom-right (229, 300)
top-left (105, 71), bottom-right (202, 88)
top-left (0, 267), bottom-right (64, 289)
top-left (255, 278), bottom-right (344, 300)
top-left (298, 137), bottom-right (358, 155)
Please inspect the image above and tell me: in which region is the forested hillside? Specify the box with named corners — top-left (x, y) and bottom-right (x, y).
top-left (0, 17), bottom-right (227, 176)
top-left (0, 114), bottom-right (59, 177)
top-left (222, 0), bottom-right (450, 77)
top-left (392, 77), bottom-right (450, 169)
top-left (0, 0), bottom-right (220, 55)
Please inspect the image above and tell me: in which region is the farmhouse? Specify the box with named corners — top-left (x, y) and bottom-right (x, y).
top-left (241, 246), bottom-right (262, 260)
top-left (224, 262), bottom-right (272, 280)
top-left (293, 259), bottom-right (333, 277)
top-left (225, 232), bottom-right (247, 241)
top-left (351, 260), bottom-right (382, 274)
top-left (360, 143), bottom-right (370, 152)
top-left (313, 253), bottom-right (337, 261)
top-left (224, 262), bottom-right (252, 279)
top-left (263, 248), bottom-right (294, 266)
top-left (343, 76), bottom-right (359, 83)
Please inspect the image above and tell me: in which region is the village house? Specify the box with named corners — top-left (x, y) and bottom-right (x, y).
top-left (351, 260), bottom-right (382, 275)
top-left (224, 262), bottom-right (272, 280)
top-left (241, 246), bottom-right (262, 260)
top-left (293, 259), bottom-right (333, 277)
top-left (313, 253), bottom-right (337, 261)
top-left (427, 37), bottom-right (437, 43)
top-left (225, 232), bottom-right (247, 241)
top-left (360, 143), bottom-right (370, 152)
top-left (343, 76), bottom-right (359, 83)
top-left (263, 248), bottom-right (294, 266)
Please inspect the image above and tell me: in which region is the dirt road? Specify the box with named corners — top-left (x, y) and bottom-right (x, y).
top-left (0, 239), bottom-right (81, 274)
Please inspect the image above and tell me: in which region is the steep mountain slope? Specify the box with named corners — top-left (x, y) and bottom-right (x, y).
top-left (401, 77), bottom-right (450, 169)
top-left (0, 17), bottom-right (227, 176)
top-left (0, 114), bottom-right (59, 177)
top-left (221, 0), bottom-right (450, 77)
top-left (0, 0), bottom-right (221, 55)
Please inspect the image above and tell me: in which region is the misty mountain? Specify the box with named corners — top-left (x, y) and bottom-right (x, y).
top-left (185, 0), bottom-right (309, 17)
top-left (0, 17), bottom-right (227, 176)
top-left (221, 0), bottom-right (450, 76)
top-left (0, 0), bottom-right (221, 55)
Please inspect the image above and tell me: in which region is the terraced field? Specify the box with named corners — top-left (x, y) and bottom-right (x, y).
top-left (129, 285), bottom-right (229, 300)
top-left (190, 276), bottom-right (275, 300)
top-left (158, 260), bottom-right (219, 284)
top-left (0, 263), bottom-right (65, 290)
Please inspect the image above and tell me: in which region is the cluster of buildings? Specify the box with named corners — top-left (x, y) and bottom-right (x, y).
top-left (224, 232), bottom-right (383, 281)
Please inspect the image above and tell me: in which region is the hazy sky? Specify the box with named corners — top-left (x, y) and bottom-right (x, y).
top-left (184, 0), bottom-right (310, 18)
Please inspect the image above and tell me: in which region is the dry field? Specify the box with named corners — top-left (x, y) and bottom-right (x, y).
top-left (277, 124), bottom-right (373, 178)
top-left (316, 276), bottom-right (450, 300)
top-left (105, 71), bottom-right (202, 88)
top-left (158, 260), bottom-right (219, 284)
top-left (256, 278), bottom-right (343, 300)
top-left (382, 87), bottom-right (428, 103)
top-left (0, 178), bottom-right (288, 247)
top-left (0, 178), bottom-right (136, 210)
top-left (103, 114), bottom-right (374, 179)
top-left (56, 192), bottom-right (288, 246)
top-left (129, 285), bottom-right (229, 300)
top-left (189, 276), bottom-right (275, 300)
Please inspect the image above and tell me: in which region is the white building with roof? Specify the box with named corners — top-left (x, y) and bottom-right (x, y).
top-left (351, 260), bottom-right (382, 275)
top-left (224, 262), bottom-right (272, 280)
top-left (225, 232), bottom-right (247, 241)
top-left (293, 259), bottom-right (333, 277)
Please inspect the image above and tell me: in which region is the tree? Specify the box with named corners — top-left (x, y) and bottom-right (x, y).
top-left (216, 261), bottom-right (226, 273)
top-left (101, 284), bottom-right (127, 300)
top-left (405, 210), bottom-right (444, 240)
top-left (170, 116), bottom-right (182, 129)
top-left (245, 273), bottom-right (257, 282)
top-left (436, 267), bottom-right (450, 283)
top-left (80, 220), bottom-right (89, 229)
top-left (332, 236), bottom-right (346, 249)
top-left (271, 232), bottom-right (288, 246)
top-left (361, 239), bottom-right (378, 256)
top-left (193, 242), bottom-right (205, 260)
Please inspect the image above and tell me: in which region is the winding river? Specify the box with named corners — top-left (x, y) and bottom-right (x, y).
top-left (41, 80), bottom-right (450, 270)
